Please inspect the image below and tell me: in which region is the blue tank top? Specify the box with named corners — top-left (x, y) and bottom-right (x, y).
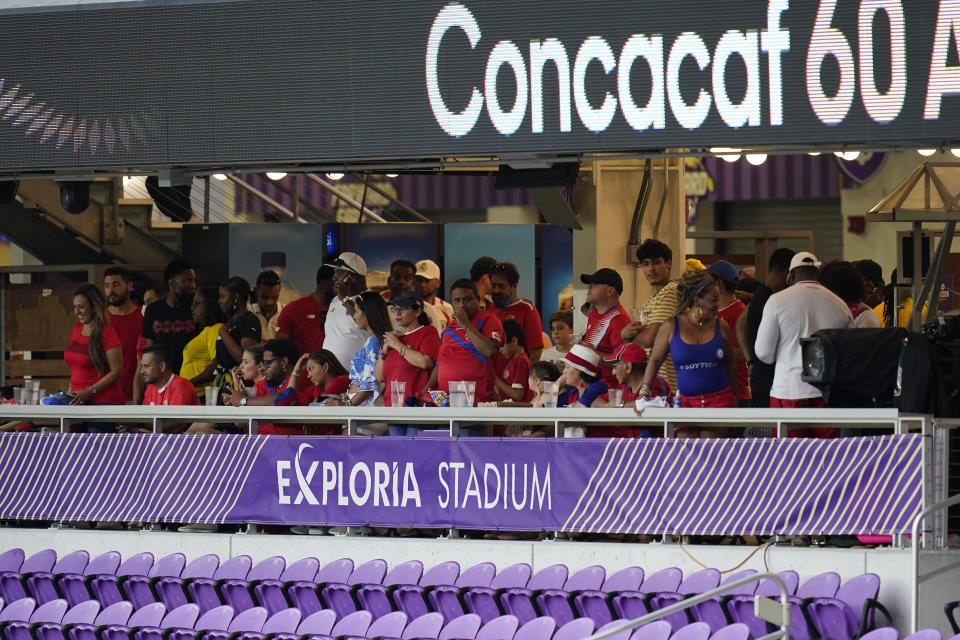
top-left (670, 319), bottom-right (729, 396)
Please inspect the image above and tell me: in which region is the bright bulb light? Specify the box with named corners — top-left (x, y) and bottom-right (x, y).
top-left (212, 173), bottom-right (227, 181)
top-left (709, 147), bottom-right (741, 163)
top-left (122, 176), bottom-right (132, 185)
top-left (807, 152), bottom-right (822, 156)
top-left (917, 149), bottom-right (936, 157)
top-left (386, 173), bottom-right (398, 178)
top-left (326, 172), bottom-right (344, 181)
top-left (834, 151), bottom-right (860, 161)
top-left (745, 153), bottom-right (767, 166)
top-left (951, 149), bottom-right (960, 158)
top-left (266, 172), bottom-right (287, 180)
top-left (720, 154), bottom-right (740, 164)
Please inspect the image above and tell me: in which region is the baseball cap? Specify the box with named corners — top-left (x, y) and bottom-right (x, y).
top-left (415, 259), bottom-right (441, 281)
top-left (562, 344), bottom-right (602, 376)
top-left (387, 290), bottom-right (423, 309)
top-left (789, 251), bottom-right (821, 271)
top-left (580, 268), bottom-right (623, 295)
top-left (602, 343), bottom-right (648, 367)
top-left (326, 252), bottom-right (368, 276)
top-left (706, 260), bottom-right (739, 285)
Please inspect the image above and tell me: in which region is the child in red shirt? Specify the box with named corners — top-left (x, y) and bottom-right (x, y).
top-left (494, 319), bottom-right (533, 403)
top-left (594, 343), bottom-right (672, 438)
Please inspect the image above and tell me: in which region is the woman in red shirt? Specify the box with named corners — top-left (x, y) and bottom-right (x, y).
top-left (277, 349), bottom-right (350, 406)
top-left (64, 285), bottom-right (124, 431)
top-left (377, 291), bottom-right (440, 436)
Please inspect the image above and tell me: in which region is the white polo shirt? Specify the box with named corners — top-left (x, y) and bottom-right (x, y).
top-left (322, 296), bottom-right (371, 370)
top-left (755, 280), bottom-right (854, 400)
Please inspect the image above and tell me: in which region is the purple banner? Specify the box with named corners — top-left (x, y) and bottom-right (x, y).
top-left (0, 434), bottom-right (922, 535)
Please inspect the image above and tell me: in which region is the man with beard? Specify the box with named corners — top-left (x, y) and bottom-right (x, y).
top-left (104, 266), bottom-right (143, 403)
top-left (222, 338), bottom-right (301, 434)
top-left (489, 261), bottom-right (543, 362)
top-left (250, 270), bottom-right (283, 340)
top-left (137, 259), bottom-right (198, 402)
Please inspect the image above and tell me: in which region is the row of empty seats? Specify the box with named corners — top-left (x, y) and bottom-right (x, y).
top-left (0, 548), bottom-right (929, 640)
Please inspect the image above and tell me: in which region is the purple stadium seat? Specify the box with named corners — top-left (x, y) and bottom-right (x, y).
top-left (594, 620), bottom-right (632, 640)
top-left (610, 567), bottom-right (682, 621)
top-left (89, 552), bottom-right (154, 608)
top-left (513, 617), bottom-right (555, 640)
top-left (164, 604), bottom-right (234, 640)
top-left (97, 601), bottom-right (166, 640)
top-left (438, 613), bottom-right (481, 640)
top-left (690, 569), bottom-right (757, 632)
top-left (57, 551), bottom-right (122, 607)
top-left (723, 570), bottom-right (798, 637)
top-left (67, 601), bottom-right (133, 640)
top-left (647, 568), bottom-right (721, 630)
top-left (26, 551), bottom-right (90, 605)
top-left (904, 631), bottom-right (943, 640)
top-left (0, 551), bottom-right (24, 574)
top-left (357, 611), bottom-right (407, 640)
top-left (186, 555), bottom-right (252, 614)
top-left (428, 563), bottom-right (497, 623)
top-left (200, 606), bottom-right (269, 640)
top-left (670, 622), bottom-right (711, 640)
top-left (319, 559), bottom-right (387, 620)
top-left (356, 560), bottom-right (424, 619)
top-left (534, 565), bottom-right (605, 627)
top-left (801, 573), bottom-right (889, 640)
top-left (858, 628), bottom-right (900, 640)
top-left (783, 572), bottom-right (841, 640)
top-left (0, 598), bottom-right (36, 623)
top-left (252, 557), bottom-right (319, 616)
top-left (463, 563), bottom-right (532, 624)
top-left (710, 623), bottom-right (750, 640)
top-left (475, 615), bottom-right (518, 640)
top-left (628, 620), bottom-right (672, 640)
top-left (572, 566), bottom-right (644, 627)
top-left (0, 550), bottom-right (56, 604)
top-left (392, 562), bottom-right (460, 621)
top-left (553, 617), bottom-right (596, 640)
top-left (133, 603), bottom-right (199, 640)
top-left (155, 554), bottom-right (220, 611)
top-left (219, 556), bottom-right (284, 614)
top-left (122, 553), bottom-right (186, 610)
top-left (35, 600), bottom-right (101, 640)
top-left (5, 598), bottom-right (67, 640)
top-left (296, 609), bottom-right (337, 636)
top-left (400, 613), bottom-right (444, 640)
top-left (328, 610), bottom-right (372, 639)
top-left (285, 558), bottom-right (353, 619)
top-left (498, 564), bottom-right (568, 625)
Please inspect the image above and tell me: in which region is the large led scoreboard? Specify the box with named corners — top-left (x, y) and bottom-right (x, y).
top-left (0, 0), bottom-right (957, 174)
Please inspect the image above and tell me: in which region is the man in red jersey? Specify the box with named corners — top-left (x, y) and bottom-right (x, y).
top-left (489, 261), bottom-right (543, 361)
top-left (276, 264), bottom-right (335, 356)
top-left (707, 260), bottom-right (750, 406)
top-left (580, 267), bottom-right (630, 387)
top-left (104, 266), bottom-right (143, 403)
top-left (430, 279), bottom-right (503, 403)
top-left (141, 346), bottom-right (200, 407)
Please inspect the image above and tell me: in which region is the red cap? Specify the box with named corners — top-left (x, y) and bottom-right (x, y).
top-left (602, 343), bottom-right (648, 366)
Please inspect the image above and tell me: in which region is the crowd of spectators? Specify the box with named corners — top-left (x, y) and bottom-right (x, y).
top-left (58, 239), bottom-right (897, 436)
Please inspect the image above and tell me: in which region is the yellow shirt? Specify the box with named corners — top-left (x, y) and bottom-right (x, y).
top-left (640, 281), bottom-right (679, 392)
top-left (179, 324), bottom-right (223, 394)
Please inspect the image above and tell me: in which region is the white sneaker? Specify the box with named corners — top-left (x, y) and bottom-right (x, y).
top-left (290, 526), bottom-right (309, 535)
top-left (177, 523), bottom-right (218, 533)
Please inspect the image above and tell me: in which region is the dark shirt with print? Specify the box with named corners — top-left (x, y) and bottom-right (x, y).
top-left (142, 300), bottom-right (198, 376)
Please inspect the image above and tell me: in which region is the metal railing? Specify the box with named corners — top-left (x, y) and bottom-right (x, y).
top-left (911, 493), bottom-right (960, 632)
top-left (0, 405), bottom-right (927, 438)
top-left (585, 572), bottom-right (792, 640)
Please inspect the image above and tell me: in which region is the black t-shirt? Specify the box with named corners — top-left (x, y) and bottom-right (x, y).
top-left (142, 300), bottom-right (198, 375)
top-left (215, 311), bottom-right (262, 369)
top-left (745, 284), bottom-right (775, 384)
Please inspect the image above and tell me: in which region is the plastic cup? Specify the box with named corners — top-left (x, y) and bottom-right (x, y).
top-left (541, 381), bottom-right (559, 408)
top-left (204, 386), bottom-right (218, 407)
top-left (390, 380), bottom-right (407, 407)
top-left (609, 388), bottom-right (624, 407)
top-left (449, 382), bottom-right (467, 408)
top-left (39, 389), bottom-right (46, 403)
top-left (19, 388), bottom-right (30, 405)
top-left (463, 380), bottom-right (476, 406)
top-left (12, 387), bottom-right (20, 405)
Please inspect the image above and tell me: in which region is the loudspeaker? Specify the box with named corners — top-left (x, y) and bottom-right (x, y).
top-left (59, 181), bottom-right (90, 214)
top-left (145, 175), bottom-right (193, 222)
top-left (0, 181), bottom-right (19, 204)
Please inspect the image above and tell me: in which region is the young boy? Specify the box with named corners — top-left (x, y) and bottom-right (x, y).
top-left (540, 310), bottom-right (574, 364)
top-left (494, 319), bottom-right (533, 402)
top-left (586, 343), bottom-right (671, 438)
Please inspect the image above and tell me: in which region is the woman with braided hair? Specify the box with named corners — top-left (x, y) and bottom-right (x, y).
top-left (639, 270), bottom-right (738, 428)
